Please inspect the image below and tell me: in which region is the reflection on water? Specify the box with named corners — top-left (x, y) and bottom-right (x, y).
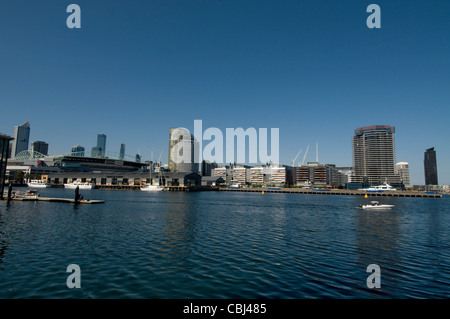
top-left (0, 189), bottom-right (449, 298)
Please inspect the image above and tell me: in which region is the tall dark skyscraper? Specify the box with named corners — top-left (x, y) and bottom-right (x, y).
top-left (424, 147), bottom-right (438, 185)
top-left (11, 121), bottom-right (30, 157)
top-left (352, 125), bottom-right (401, 185)
top-left (97, 134), bottom-right (107, 157)
top-left (31, 141), bottom-right (49, 156)
top-left (119, 143), bottom-right (126, 160)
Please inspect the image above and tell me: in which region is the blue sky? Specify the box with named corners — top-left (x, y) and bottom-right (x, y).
top-left (1, 0), bottom-right (449, 185)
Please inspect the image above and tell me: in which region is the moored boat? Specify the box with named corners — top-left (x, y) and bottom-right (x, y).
top-left (140, 183), bottom-right (164, 191)
top-left (64, 181), bottom-right (95, 189)
top-left (359, 182), bottom-right (397, 192)
top-left (27, 180), bottom-right (51, 188)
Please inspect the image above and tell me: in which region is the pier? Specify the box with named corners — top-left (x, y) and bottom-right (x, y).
top-left (1, 195), bottom-right (105, 204)
top-left (218, 187), bottom-right (443, 198)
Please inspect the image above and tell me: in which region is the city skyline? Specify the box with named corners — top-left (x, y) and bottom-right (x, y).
top-left (1, 1), bottom-right (449, 185)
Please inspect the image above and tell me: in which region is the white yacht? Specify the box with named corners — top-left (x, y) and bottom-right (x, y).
top-left (27, 180), bottom-right (51, 188)
top-left (359, 182), bottom-right (397, 192)
top-left (140, 183), bottom-right (164, 192)
top-left (361, 201), bottom-right (395, 210)
top-left (64, 181), bottom-right (95, 189)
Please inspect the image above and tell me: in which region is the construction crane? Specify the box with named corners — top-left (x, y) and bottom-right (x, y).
top-left (301, 145), bottom-right (310, 165)
top-left (291, 148), bottom-right (302, 167)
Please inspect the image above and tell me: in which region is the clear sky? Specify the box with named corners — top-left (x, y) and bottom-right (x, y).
top-left (1, 0), bottom-right (449, 185)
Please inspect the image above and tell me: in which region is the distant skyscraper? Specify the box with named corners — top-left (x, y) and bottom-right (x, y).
top-left (97, 134), bottom-right (107, 157)
top-left (31, 141), bottom-right (49, 156)
top-left (71, 145), bottom-right (85, 157)
top-left (395, 162), bottom-right (411, 188)
top-left (11, 121), bottom-right (30, 157)
top-left (168, 127), bottom-right (197, 172)
top-left (119, 143), bottom-right (126, 160)
top-left (352, 125), bottom-right (401, 185)
top-left (424, 147), bottom-right (438, 185)
top-left (91, 146), bottom-right (102, 158)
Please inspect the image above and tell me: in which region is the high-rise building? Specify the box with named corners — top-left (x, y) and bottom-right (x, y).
top-left (424, 147), bottom-right (438, 185)
top-left (119, 143), bottom-right (126, 160)
top-left (395, 162), bottom-right (411, 188)
top-left (91, 146), bottom-right (102, 158)
top-left (31, 141), bottom-right (49, 156)
top-left (352, 125), bottom-right (401, 186)
top-left (71, 145), bottom-right (85, 157)
top-left (97, 134), bottom-right (107, 157)
top-left (168, 128), bottom-right (197, 172)
top-left (11, 121), bottom-right (30, 157)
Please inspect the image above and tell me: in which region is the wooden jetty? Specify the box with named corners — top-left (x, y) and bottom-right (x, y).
top-left (1, 196), bottom-right (105, 204)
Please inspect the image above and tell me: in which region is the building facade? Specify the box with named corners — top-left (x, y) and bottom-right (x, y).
top-left (97, 134), bottom-right (107, 157)
top-left (424, 147), bottom-right (438, 185)
top-left (119, 143), bottom-right (126, 160)
top-left (11, 121), bottom-right (30, 158)
top-left (71, 145), bottom-right (85, 157)
top-left (352, 125), bottom-right (401, 186)
top-left (31, 141), bottom-right (49, 156)
top-left (395, 162), bottom-right (411, 188)
top-left (168, 127), bottom-right (197, 172)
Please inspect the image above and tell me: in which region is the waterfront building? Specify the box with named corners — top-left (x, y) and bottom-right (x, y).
top-left (212, 166), bottom-right (228, 179)
top-left (232, 165), bottom-right (248, 185)
top-left (249, 166), bottom-right (264, 184)
top-left (97, 134), bottom-right (107, 157)
top-left (395, 162), bottom-right (411, 188)
top-left (168, 127), bottom-right (197, 173)
top-left (71, 145), bottom-right (85, 157)
top-left (263, 164), bottom-right (286, 186)
top-left (119, 143), bottom-right (126, 160)
top-left (31, 141), bottom-right (49, 156)
top-left (0, 133), bottom-right (14, 199)
top-left (201, 160), bottom-right (217, 176)
top-left (11, 121), bottom-right (30, 158)
top-left (351, 125), bottom-right (401, 186)
top-left (424, 147), bottom-right (438, 185)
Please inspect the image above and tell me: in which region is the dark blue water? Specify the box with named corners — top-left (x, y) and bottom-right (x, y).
top-left (1, 188), bottom-right (449, 298)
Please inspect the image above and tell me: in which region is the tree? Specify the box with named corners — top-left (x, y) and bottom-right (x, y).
top-left (14, 171), bottom-right (24, 184)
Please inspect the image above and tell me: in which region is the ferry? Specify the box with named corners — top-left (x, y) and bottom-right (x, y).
top-left (228, 183), bottom-right (242, 189)
top-left (359, 182), bottom-right (397, 192)
top-left (64, 181), bottom-right (95, 189)
top-left (361, 201), bottom-right (395, 210)
top-left (27, 180), bottom-right (51, 188)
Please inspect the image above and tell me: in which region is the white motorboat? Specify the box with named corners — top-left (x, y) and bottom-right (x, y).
top-left (359, 182), bottom-right (397, 192)
top-left (361, 201), bottom-right (395, 210)
top-left (27, 180), bottom-right (51, 188)
top-left (140, 183), bottom-right (164, 192)
top-left (64, 181), bottom-right (95, 189)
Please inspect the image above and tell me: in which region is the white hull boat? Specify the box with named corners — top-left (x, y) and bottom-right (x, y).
top-left (361, 201), bottom-right (394, 210)
top-left (140, 184), bottom-right (164, 192)
top-left (64, 181), bottom-right (95, 189)
top-left (27, 180), bottom-right (51, 188)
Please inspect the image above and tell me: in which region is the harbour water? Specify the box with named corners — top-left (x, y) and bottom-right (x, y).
top-left (0, 188), bottom-right (449, 299)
